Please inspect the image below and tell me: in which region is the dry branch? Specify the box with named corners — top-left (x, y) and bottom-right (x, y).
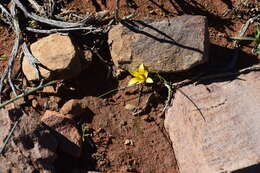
top-left (27, 0), bottom-right (46, 16)
top-left (13, 0), bottom-right (86, 28)
top-left (26, 26), bottom-right (102, 34)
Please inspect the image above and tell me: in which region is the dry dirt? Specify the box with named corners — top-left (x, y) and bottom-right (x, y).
top-left (0, 0), bottom-right (259, 173)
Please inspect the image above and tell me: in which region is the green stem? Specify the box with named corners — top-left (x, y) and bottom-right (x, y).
top-left (0, 120), bottom-right (19, 154)
top-left (98, 83), bottom-right (141, 98)
top-left (0, 80), bottom-right (56, 109)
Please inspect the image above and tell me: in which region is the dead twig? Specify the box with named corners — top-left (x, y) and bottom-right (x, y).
top-left (132, 93), bottom-right (154, 116)
top-left (0, 3), bottom-right (13, 26)
top-left (13, 0), bottom-right (87, 28)
top-left (26, 26), bottom-right (102, 34)
top-left (0, 2), bottom-right (21, 100)
top-left (114, 0), bottom-right (120, 22)
top-left (45, 0), bottom-right (55, 17)
top-left (22, 42), bottom-right (41, 80)
top-left (27, 0), bottom-right (46, 16)
top-left (162, 81), bottom-right (172, 113)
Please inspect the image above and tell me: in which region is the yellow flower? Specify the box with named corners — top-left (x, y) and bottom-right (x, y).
top-left (128, 64), bottom-right (153, 86)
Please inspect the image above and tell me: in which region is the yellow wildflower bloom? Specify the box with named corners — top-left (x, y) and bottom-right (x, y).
top-left (128, 64), bottom-right (153, 86)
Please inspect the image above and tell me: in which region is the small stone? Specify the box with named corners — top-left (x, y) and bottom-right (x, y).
top-left (125, 104), bottom-right (136, 111)
top-left (141, 114), bottom-right (154, 122)
top-left (42, 86), bottom-right (56, 93)
top-left (60, 99), bottom-right (87, 118)
top-left (22, 33), bottom-right (82, 81)
top-left (41, 110), bottom-right (82, 158)
top-left (43, 100), bottom-right (59, 111)
top-left (124, 139), bottom-right (134, 146)
top-left (84, 50), bottom-right (93, 61)
top-left (32, 99), bottom-right (38, 108)
top-left (120, 120), bottom-right (127, 126)
top-left (108, 15), bottom-right (209, 73)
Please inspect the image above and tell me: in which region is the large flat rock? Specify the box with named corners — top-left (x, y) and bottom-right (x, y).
top-left (164, 71), bottom-right (260, 173)
top-left (108, 15), bottom-right (209, 72)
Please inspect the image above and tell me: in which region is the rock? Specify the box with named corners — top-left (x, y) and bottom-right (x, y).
top-left (0, 110), bottom-right (56, 173)
top-left (108, 15), bottom-right (209, 72)
top-left (60, 99), bottom-right (87, 118)
top-left (124, 139), bottom-right (134, 146)
top-left (42, 85), bottom-right (56, 93)
top-left (41, 110), bottom-right (82, 157)
top-left (0, 109), bottom-right (11, 146)
top-left (124, 104), bottom-right (136, 111)
top-left (22, 33), bottom-right (82, 81)
top-left (43, 100), bottom-right (59, 112)
top-left (32, 99), bottom-right (38, 108)
top-left (164, 71), bottom-right (260, 173)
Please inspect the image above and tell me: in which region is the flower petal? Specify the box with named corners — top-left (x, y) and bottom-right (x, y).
top-left (143, 70), bottom-right (148, 78)
top-left (138, 64), bottom-right (145, 74)
top-left (128, 77), bottom-right (142, 86)
top-left (146, 77), bottom-right (153, 83)
top-left (128, 69), bottom-right (140, 77)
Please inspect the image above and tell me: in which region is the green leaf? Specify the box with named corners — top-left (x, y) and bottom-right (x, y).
top-left (230, 36), bottom-right (256, 41)
top-left (255, 48), bottom-right (260, 54)
top-left (0, 55), bottom-right (8, 60)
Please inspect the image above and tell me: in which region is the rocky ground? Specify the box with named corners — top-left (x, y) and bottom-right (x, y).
top-left (0, 0), bottom-right (260, 173)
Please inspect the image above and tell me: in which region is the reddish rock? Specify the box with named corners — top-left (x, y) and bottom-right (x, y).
top-left (60, 99), bottom-right (87, 118)
top-left (108, 15), bottom-right (209, 72)
top-left (164, 71), bottom-right (260, 173)
top-left (0, 109), bottom-right (11, 146)
top-left (41, 110), bottom-right (82, 158)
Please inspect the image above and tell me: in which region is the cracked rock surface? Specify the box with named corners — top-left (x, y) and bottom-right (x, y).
top-left (164, 71), bottom-right (260, 173)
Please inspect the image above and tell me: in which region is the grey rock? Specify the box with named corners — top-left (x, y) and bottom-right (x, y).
top-left (164, 71), bottom-right (260, 173)
top-left (108, 15), bottom-right (209, 72)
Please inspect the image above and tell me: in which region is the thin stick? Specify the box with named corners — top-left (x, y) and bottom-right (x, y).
top-left (137, 85), bottom-right (143, 105)
top-left (27, 0), bottom-right (46, 15)
top-left (22, 42), bottom-right (41, 80)
top-left (114, 0), bottom-right (120, 22)
top-left (13, 0), bottom-right (86, 28)
top-left (157, 73), bottom-right (173, 113)
top-left (26, 26), bottom-right (102, 34)
top-left (98, 83), bottom-right (141, 98)
top-left (0, 3), bottom-right (13, 26)
top-left (162, 82), bottom-right (172, 113)
top-left (0, 80), bottom-right (56, 109)
top-left (0, 120), bottom-right (19, 154)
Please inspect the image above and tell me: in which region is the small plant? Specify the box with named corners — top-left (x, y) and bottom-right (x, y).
top-left (230, 26), bottom-right (260, 54)
top-left (98, 64), bottom-right (154, 98)
top-left (128, 64), bottom-right (153, 86)
top-left (0, 55), bottom-right (8, 60)
top-left (81, 124), bottom-right (90, 142)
